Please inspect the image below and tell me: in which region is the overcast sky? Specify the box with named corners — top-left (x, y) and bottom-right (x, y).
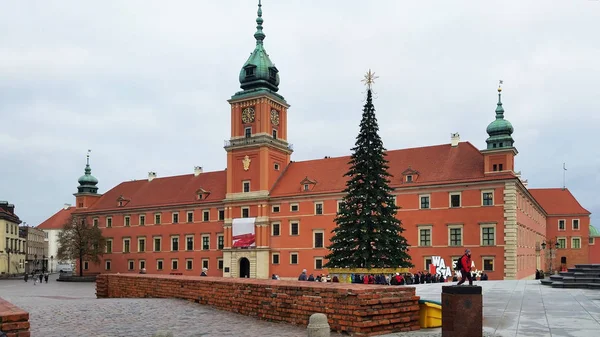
top-left (1, 0), bottom-right (598, 227)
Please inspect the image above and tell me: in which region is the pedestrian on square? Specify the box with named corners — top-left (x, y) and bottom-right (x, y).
top-left (457, 249), bottom-right (473, 286)
top-left (24, 273), bottom-right (28, 282)
top-left (38, 273), bottom-right (43, 284)
top-left (44, 272), bottom-right (49, 283)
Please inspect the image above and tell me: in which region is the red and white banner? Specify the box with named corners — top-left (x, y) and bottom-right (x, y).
top-left (232, 217), bottom-right (256, 248)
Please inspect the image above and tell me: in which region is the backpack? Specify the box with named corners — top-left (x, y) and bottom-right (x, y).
top-left (454, 255), bottom-right (464, 271)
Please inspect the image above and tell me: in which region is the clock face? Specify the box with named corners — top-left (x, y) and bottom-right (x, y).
top-left (241, 107), bottom-right (255, 123)
top-left (270, 109), bottom-right (280, 125)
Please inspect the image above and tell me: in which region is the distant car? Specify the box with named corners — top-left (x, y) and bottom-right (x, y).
top-left (57, 264), bottom-right (73, 273)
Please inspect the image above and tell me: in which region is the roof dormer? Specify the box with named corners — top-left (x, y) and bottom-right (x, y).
top-left (300, 176), bottom-right (317, 192)
top-left (401, 167), bottom-right (419, 183)
top-left (116, 195), bottom-right (130, 207)
top-left (196, 188), bottom-right (211, 200)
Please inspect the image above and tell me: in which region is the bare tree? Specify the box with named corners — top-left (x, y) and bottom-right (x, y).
top-left (57, 215), bottom-right (106, 277)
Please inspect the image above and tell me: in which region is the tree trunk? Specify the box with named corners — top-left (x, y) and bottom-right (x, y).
top-left (79, 254), bottom-right (83, 277)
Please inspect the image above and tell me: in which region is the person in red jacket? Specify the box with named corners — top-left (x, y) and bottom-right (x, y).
top-left (457, 249), bottom-right (473, 286)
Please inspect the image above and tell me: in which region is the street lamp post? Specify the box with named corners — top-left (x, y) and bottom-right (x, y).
top-left (541, 238), bottom-right (561, 276)
top-left (51, 255), bottom-right (54, 273)
top-left (6, 248), bottom-right (12, 275)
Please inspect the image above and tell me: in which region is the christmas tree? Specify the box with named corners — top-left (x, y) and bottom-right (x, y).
top-left (325, 70), bottom-right (413, 269)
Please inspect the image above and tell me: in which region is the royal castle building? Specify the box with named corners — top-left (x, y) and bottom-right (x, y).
top-left (38, 2), bottom-right (595, 280)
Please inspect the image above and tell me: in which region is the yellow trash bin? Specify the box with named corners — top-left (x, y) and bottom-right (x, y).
top-left (418, 299), bottom-right (442, 328)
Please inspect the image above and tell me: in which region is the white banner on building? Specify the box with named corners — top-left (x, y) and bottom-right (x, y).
top-left (232, 217), bottom-right (256, 248)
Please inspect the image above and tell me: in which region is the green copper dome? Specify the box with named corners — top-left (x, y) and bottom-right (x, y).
top-left (238, 0), bottom-right (280, 93)
top-left (485, 87), bottom-right (515, 149)
top-left (77, 153), bottom-right (99, 194)
top-left (590, 225), bottom-right (600, 237)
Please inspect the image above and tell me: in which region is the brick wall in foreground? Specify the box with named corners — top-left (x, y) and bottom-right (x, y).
top-left (96, 274), bottom-right (420, 336)
top-left (0, 298), bottom-right (30, 337)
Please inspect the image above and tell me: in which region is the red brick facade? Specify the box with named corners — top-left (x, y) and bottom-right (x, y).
top-left (96, 274), bottom-right (420, 336)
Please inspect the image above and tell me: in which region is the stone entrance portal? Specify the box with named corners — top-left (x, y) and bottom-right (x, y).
top-left (239, 257), bottom-right (250, 278)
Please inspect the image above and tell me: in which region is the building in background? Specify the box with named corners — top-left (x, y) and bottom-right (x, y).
top-left (589, 225), bottom-right (600, 264)
top-left (37, 2), bottom-right (594, 280)
top-left (37, 203), bottom-right (75, 273)
top-left (1, 201), bottom-right (25, 275)
top-left (21, 226), bottom-right (49, 273)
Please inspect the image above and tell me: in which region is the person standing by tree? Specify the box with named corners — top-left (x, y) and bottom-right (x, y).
top-left (57, 215), bottom-right (106, 277)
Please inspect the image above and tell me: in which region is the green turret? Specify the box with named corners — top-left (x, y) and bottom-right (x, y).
top-left (77, 151), bottom-right (98, 194)
top-left (485, 86), bottom-right (514, 149)
top-left (237, 0), bottom-right (280, 94)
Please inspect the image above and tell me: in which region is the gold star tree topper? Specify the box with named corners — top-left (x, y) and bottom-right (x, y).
top-left (362, 69), bottom-right (379, 90)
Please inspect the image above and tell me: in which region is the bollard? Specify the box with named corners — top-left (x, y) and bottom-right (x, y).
top-left (307, 313), bottom-right (330, 337)
top-left (152, 331), bottom-right (174, 337)
top-left (441, 285), bottom-right (482, 337)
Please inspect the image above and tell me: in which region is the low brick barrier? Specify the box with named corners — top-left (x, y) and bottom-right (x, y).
top-left (97, 274), bottom-right (420, 336)
top-left (0, 298), bottom-right (30, 337)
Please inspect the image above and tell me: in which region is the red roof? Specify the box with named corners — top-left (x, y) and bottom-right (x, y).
top-left (37, 206), bottom-right (75, 230)
top-left (0, 208), bottom-right (20, 223)
top-left (529, 188), bottom-right (591, 215)
top-left (85, 170), bottom-right (227, 212)
top-left (270, 142), bottom-right (516, 197)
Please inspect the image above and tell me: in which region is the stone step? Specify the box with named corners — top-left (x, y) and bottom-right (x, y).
top-left (540, 279), bottom-right (554, 285)
top-left (575, 264), bottom-right (600, 269)
top-left (550, 282), bottom-right (600, 289)
top-left (550, 275), bottom-right (565, 281)
top-left (559, 271), bottom-right (575, 277)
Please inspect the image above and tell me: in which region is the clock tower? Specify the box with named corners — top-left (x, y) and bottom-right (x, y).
top-left (222, 0), bottom-right (292, 278)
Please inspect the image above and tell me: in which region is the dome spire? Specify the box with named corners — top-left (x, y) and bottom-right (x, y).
top-left (485, 81), bottom-right (515, 150)
top-left (77, 149), bottom-right (99, 194)
top-left (254, 0), bottom-right (265, 45)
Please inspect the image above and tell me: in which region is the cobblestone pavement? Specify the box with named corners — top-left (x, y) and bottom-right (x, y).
top-left (0, 274), bottom-right (326, 337)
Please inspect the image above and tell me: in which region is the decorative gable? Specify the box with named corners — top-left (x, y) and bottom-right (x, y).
top-left (401, 167), bottom-right (419, 183)
top-left (116, 195), bottom-right (131, 207)
top-left (300, 176), bottom-right (317, 192)
top-left (196, 188), bottom-right (211, 200)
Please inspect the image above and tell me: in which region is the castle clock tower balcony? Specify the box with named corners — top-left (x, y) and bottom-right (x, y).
top-left (224, 135), bottom-right (293, 153)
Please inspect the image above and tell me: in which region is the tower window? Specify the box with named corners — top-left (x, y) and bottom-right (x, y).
top-left (243, 181), bottom-right (250, 193)
top-left (493, 164), bottom-right (497, 171)
top-left (269, 68), bottom-right (277, 80)
top-left (245, 127), bottom-right (252, 138)
top-left (272, 129), bottom-right (277, 139)
top-left (499, 164), bottom-right (503, 171)
top-left (274, 163), bottom-right (280, 170)
top-left (245, 67), bottom-right (255, 77)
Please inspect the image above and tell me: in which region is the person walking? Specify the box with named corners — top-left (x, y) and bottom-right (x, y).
top-left (457, 249), bottom-right (474, 286)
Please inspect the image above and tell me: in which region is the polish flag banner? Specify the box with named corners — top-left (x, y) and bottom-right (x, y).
top-left (232, 217), bottom-right (256, 248)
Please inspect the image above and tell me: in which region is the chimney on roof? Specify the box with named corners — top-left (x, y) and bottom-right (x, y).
top-left (451, 133), bottom-right (460, 147)
top-left (194, 166), bottom-right (203, 176)
top-left (63, 203), bottom-right (71, 210)
top-left (148, 172), bottom-right (157, 182)
top-left (7, 204), bottom-right (15, 214)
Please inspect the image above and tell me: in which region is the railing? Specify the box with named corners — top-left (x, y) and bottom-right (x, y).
top-left (224, 136), bottom-right (293, 151)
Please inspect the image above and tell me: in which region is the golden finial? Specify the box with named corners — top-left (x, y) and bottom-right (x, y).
top-left (362, 69), bottom-right (379, 90)
top-left (498, 80), bottom-right (503, 93)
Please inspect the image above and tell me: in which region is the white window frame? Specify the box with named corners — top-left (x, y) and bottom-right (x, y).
top-left (93, 218), bottom-right (99, 227)
top-left (449, 192), bottom-right (462, 208)
top-left (482, 257), bottom-right (495, 272)
top-left (271, 222), bottom-right (281, 236)
top-left (105, 260), bottom-right (111, 270)
top-left (272, 253), bottom-right (280, 264)
top-left (558, 219), bottom-right (566, 231)
top-left (139, 214), bottom-right (146, 226)
top-left (418, 225), bottom-right (432, 247)
top-left (186, 211), bottom-right (194, 223)
top-left (186, 258), bottom-right (193, 270)
top-left (106, 217), bottom-right (113, 228)
top-left (274, 163), bottom-right (280, 170)
top-left (290, 252), bottom-right (299, 265)
top-left (154, 213), bottom-right (161, 225)
top-left (557, 236), bottom-right (567, 249)
top-left (172, 212), bottom-right (179, 224)
top-left (123, 238), bottom-right (131, 253)
top-left (242, 180), bottom-right (251, 193)
top-left (171, 235), bottom-right (179, 251)
top-left (481, 190), bottom-right (494, 206)
top-left (137, 237), bottom-right (146, 252)
top-left (202, 258), bottom-right (209, 270)
top-left (139, 260), bottom-right (146, 270)
top-left (571, 237), bottom-right (581, 249)
top-left (171, 259), bottom-right (178, 270)
top-left (105, 239), bottom-right (113, 253)
top-left (590, 237), bottom-right (596, 245)
top-left (448, 224), bottom-right (464, 247)
top-left (392, 195), bottom-right (397, 206)
top-left (156, 259), bottom-right (164, 270)
top-left (314, 257), bottom-right (324, 270)
top-left (290, 221), bottom-right (300, 236)
top-left (480, 223), bottom-right (496, 246)
top-left (203, 210), bottom-right (210, 222)
top-left (124, 215), bottom-right (131, 227)
top-left (272, 205), bottom-right (280, 213)
top-left (185, 235), bottom-right (194, 251)
top-left (406, 175), bottom-right (413, 182)
top-left (314, 202), bottom-right (324, 215)
top-left (153, 236), bottom-right (161, 252)
top-left (84, 261), bottom-right (89, 270)
top-left (313, 229), bottom-right (325, 248)
top-left (201, 234), bottom-right (210, 250)
top-left (572, 219), bottom-right (580, 230)
top-left (244, 126), bottom-right (252, 137)
top-left (241, 207), bottom-right (250, 218)
top-left (290, 203), bottom-right (299, 212)
top-left (337, 200), bottom-right (343, 213)
top-left (419, 194), bottom-right (431, 210)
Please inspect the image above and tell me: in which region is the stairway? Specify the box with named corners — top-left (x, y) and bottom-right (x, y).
top-left (540, 264), bottom-right (600, 289)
